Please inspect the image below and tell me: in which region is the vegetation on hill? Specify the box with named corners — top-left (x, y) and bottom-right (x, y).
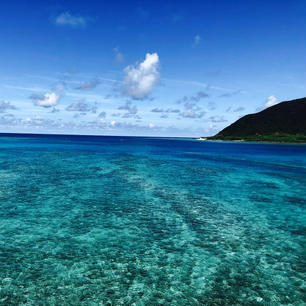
top-left (207, 97), bottom-right (306, 143)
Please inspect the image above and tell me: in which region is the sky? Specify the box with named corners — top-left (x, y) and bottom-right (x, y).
top-left (0, 0), bottom-right (305, 137)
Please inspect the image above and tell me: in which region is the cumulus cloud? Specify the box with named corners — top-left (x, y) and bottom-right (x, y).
top-left (73, 112), bottom-right (87, 119)
top-left (151, 107), bottom-right (180, 114)
top-left (179, 100), bottom-right (206, 119)
top-left (98, 111), bottom-right (106, 118)
top-left (193, 34), bottom-right (201, 47)
top-left (0, 115), bottom-right (69, 130)
top-left (0, 101), bottom-right (17, 113)
top-left (118, 101), bottom-right (137, 114)
top-left (106, 120), bottom-right (159, 132)
top-left (104, 94), bottom-right (113, 100)
top-left (180, 108), bottom-right (205, 119)
top-left (209, 115), bottom-right (227, 123)
top-left (75, 79), bottom-right (100, 90)
top-left (30, 92), bottom-right (61, 108)
top-left (30, 83), bottom-right (65, 108)
top-left (55, 12), bottom-right (87, 27)
top-left (151, 107), bottom-right (164, 113)
top-left (50, 107), bottom-right (60, 113)
top-left (233, 106), bottom-right (245, 112)
top-left (117, 101), bottom-right (138, 118)
top-left (121, 53), bottom-right (160, 100)
top-left (219, 90), bottom-right (242, 98)
top-left (114, 47), bottom-right (124, 63)
top-left (66, 100), bottom-right (98, 113)
top-left (151, 107), bottom-right (180, 119)
top-left (0, 113), bottom-right (207, 136)
top-left (176, 91), bottom-right (209, 104)
top-left (265, 95), bottom-right (278, 108)
top-left (176, 91), bottom-right (209, 119)
top-left (0, 113), bottom-right (15, 125)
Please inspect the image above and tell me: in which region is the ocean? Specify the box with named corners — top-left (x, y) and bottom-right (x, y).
top-left (0, 133), bottom-right (305, 306)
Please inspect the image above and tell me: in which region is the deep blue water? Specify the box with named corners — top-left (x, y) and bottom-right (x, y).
top-left (0, 133), bottom-right (305, 306)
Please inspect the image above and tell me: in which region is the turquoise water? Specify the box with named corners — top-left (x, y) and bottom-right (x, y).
top-left (0, 134), bottom-right (305, 306)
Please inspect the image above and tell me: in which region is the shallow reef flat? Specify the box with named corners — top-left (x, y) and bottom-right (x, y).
top-left (0, 135), bottom-right (305, 306)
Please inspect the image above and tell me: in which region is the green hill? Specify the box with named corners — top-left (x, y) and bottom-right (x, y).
top-left (208, 97), bottom-right (306, 143)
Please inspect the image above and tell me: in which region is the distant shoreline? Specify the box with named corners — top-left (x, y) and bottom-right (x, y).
top-left (194, 137), bottom-right (306, 145)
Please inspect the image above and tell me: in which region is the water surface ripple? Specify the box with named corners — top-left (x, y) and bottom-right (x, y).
top-left (0, 134), bottom-right (305, 306)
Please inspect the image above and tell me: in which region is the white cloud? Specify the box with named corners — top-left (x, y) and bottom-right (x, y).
top-left (233, 106), bottom-right (245, 112)
top-left (151, 107), bottom-right (180, 114)
top-left (118, 101), bottom-right (137, 115)
top-left (219, 90), bottom-right (242, 98)
top-left (98, 111), bottom-right (106, 118)
top-left (66, 100), bottom-right (97, 113)
top-left (75, 79), bottom-right (100, 90)
top-left (32, 92), bottom-right (61, 107)
top-left (209, 115), bottom-right (227, 123)
top-left (55, 12), bottom-right (86, 27)
top-left (176, 91), bottom-right (208, 119)
top-left (30, 83), bottom-right (65, 108)
top-left (180, 108), bottom-right (205, 119)
top-left (0, 101), bottom-right (17, 112)
top-left (121, 53), bottom-right (160, 100)
top-left (265, 95), bottom-right (278, 108)
top-left (0, 114), bottom-right (208, 137)
top-left (176, 91), bottom-right (209, 104)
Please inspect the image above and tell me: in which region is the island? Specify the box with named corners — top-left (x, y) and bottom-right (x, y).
top-left (203, 97), bottom-right (306, 143)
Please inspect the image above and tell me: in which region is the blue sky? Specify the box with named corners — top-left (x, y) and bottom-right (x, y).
top-left (0, 0), bottom-right (305, 136)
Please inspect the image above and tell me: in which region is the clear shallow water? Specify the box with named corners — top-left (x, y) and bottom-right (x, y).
top-left (0, 134), bottom-right (305, 306)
